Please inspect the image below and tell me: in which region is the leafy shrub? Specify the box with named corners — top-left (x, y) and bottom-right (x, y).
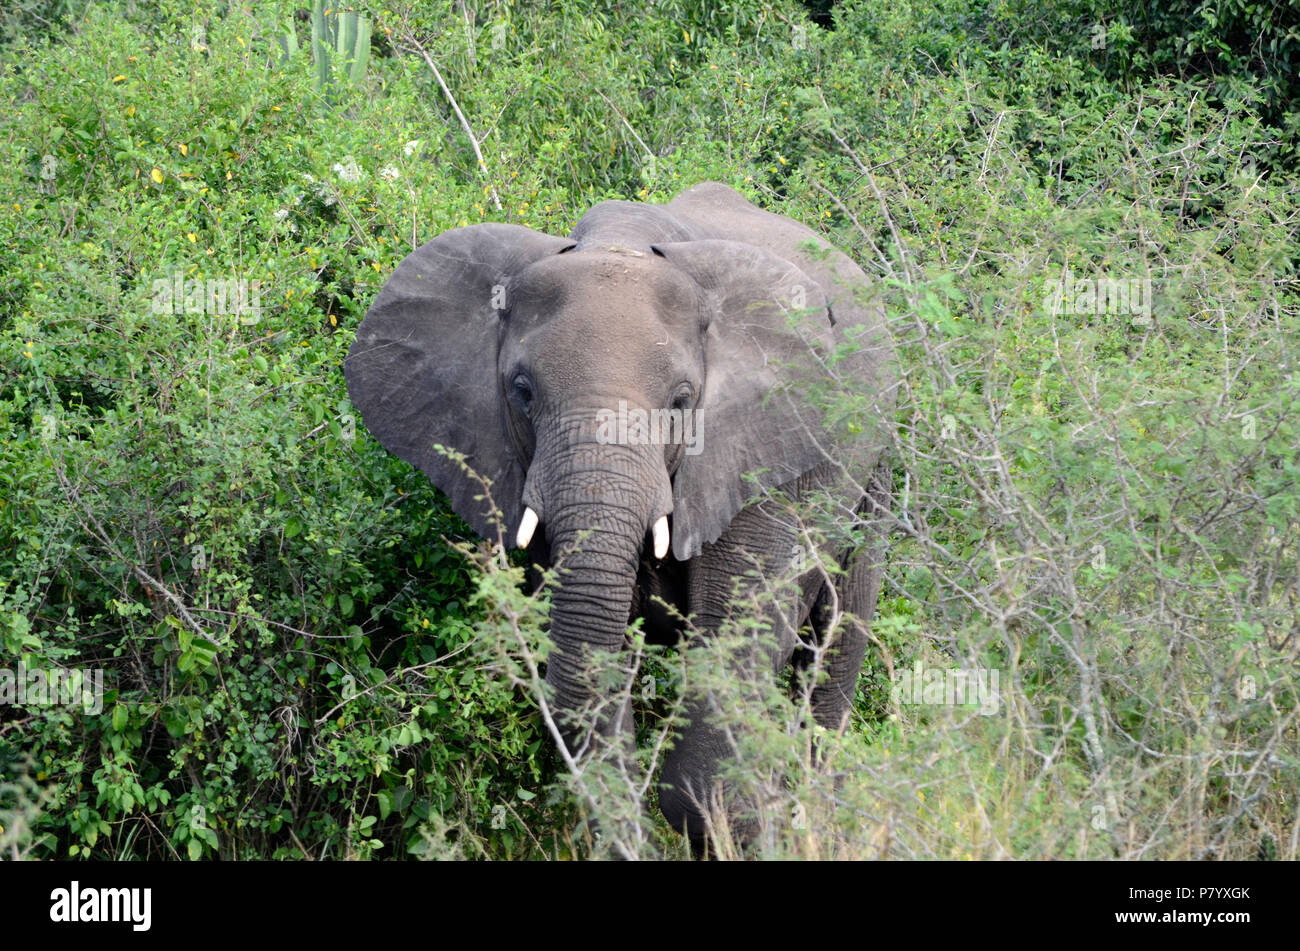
top-left (0, 0), bottom-right (1295, 859)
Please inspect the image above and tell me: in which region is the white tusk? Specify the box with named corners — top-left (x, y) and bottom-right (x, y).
top-left (516, 507), bottom-right (539, 549)
top-left (652, 516), bottom-right (670, 559)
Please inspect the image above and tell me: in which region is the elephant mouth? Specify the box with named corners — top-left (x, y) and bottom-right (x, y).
top-left (515, 504), bottom-right (670, 560)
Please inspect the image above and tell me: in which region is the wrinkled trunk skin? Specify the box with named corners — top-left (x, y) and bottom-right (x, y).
top-left (544, 514), bottom-right (642, 750)
top-left (531, 436), bottom-right (669, 763)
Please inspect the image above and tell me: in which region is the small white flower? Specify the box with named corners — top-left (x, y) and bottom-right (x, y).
top-left (403, 140), bottom-right (421, 157)
top-left (332, 155), bottom-right (361, 183)
top-left (274, 208), bottom-right (290, 221)
top-left (379, 164), bottom-right (400, 180)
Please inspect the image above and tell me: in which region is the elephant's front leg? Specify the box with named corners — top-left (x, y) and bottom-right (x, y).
top-left (806, 461), bottom-right (892, 731)
top-left (657, 498), bottom-right (816, 852)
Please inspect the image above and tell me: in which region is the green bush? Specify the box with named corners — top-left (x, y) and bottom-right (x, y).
top-left (0, 0), bottom-right (1295, 859)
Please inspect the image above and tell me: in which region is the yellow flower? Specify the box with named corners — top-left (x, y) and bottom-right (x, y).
top-left (179, 143), bottom-right (188, 156)
top-left (112, 74), bottom-right (125, 83)
top-left (186, 233), bottom-right (196, 243)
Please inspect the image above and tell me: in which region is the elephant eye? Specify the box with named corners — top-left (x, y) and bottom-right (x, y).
top-left (671, 384), bottom-right (695, 412)
top-left (511, 374), bottom-right (535, 415)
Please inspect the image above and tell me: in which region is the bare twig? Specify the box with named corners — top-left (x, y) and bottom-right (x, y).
top-left (398, 32), bottom-right (502, 211)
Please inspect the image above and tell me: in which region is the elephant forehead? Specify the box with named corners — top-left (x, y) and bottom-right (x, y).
top-left (511, 249), bottom-right (701, 320)
top-left (517, 306), bottom-right (695, 388)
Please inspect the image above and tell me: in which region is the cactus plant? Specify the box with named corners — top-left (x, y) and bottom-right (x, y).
top-left (278, 1), bottom-right (371, 96)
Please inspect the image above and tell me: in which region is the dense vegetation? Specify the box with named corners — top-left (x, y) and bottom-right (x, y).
top-left (1, 0), bottom-right (1296, 859)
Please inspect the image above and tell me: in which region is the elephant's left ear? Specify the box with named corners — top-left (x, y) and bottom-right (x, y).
top-left (651, 239), bottom-right (848, 560)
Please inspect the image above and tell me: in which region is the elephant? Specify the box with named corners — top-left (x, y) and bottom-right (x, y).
top-left (345, 181), bottom-right (896, 852)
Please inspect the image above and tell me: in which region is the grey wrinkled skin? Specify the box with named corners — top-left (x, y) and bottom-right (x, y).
top-left (345, 182), bottom-right (897, 851)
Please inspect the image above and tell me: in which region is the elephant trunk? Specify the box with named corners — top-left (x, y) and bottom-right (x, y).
top-left (544, 511), bottom-right (642, 740)
top-left (527, 437), bottom-right (672, 756)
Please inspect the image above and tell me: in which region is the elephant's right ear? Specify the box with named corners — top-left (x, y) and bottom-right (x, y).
top-left (345, 224), bottom-right (575, 543)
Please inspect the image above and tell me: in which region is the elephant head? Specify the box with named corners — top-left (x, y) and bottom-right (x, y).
top-left (344, 188), bottom-right (879, 751)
